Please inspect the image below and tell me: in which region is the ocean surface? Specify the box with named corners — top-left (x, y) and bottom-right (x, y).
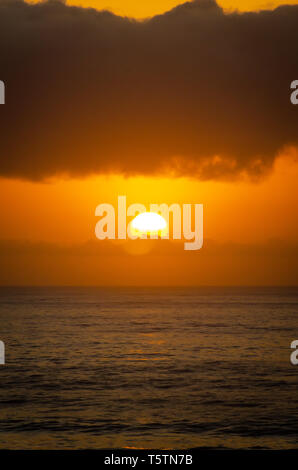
top-left (0, 286), bottom-right (297, 450)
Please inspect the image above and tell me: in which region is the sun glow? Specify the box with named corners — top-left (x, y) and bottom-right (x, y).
top-left (131, 212), bottom-right (167, 235)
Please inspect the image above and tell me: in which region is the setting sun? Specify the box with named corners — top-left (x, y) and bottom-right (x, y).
top-left (131, 212), bottom-right (167, 236)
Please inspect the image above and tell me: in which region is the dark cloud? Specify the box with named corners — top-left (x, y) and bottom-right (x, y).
top-left (0, 238), bottom-right (297, 285)
top-left (0, 0), bottom-right (297, 180)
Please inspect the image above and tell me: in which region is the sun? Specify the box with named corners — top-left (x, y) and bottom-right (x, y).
top-left (131, 212), bottom-right (167, 236)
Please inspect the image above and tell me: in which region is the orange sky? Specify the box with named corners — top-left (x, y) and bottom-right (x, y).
top-left (24, 0), bottom-right (298, 18)
top-left (61, 0), bottom-right (298, 18)
top-left (1, 0), bottom-right (297, 285)
top-left (0, 154), bottom-right (297, 245)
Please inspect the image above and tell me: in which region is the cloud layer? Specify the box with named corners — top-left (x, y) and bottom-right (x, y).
top-left (1, 238), bottom-right (297, 285)
top-left (0, 0), bottom-right (297, 180)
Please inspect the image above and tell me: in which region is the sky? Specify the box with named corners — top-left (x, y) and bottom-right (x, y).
top-left (58, 0), bottom-right (298, 18)
top-left (0, 0), bottom-right (297, 285)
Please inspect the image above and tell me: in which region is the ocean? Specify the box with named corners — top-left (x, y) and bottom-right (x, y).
top-left (0, 286), bottom-right (297, 449)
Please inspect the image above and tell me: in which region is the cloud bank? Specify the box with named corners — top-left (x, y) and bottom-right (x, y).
top-left (1, 238), bottom-right (296, 285)
top-left (0, 0), bottom-right (297, 180)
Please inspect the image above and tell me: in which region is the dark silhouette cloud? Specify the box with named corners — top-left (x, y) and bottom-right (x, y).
top-left (0, 238), bottom-right (297, 285)
top-left (0, 0), bottom-right (297, 180)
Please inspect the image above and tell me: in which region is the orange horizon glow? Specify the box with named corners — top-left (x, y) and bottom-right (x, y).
top-left (0, 153), bottom-right (297, 286)
top-left (26, 0), bottom-right (298, 19)
top-left (0, 154), bottom-right (297, 246)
